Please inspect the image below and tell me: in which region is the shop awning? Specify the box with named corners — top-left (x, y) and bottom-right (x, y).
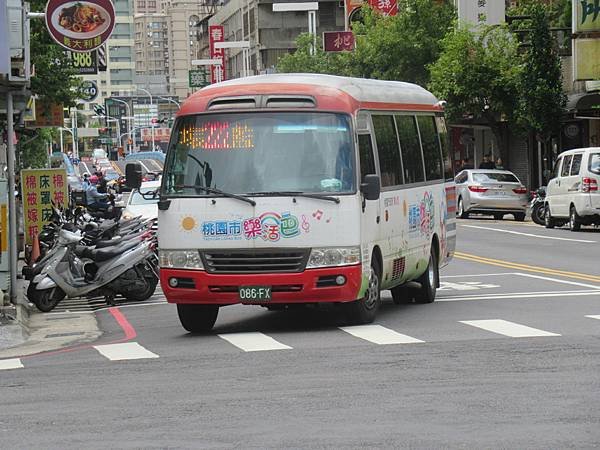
top-left (567, 92), bottom-right (600, 111)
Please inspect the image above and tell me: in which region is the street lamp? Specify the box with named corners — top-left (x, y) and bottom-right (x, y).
top-left (137, 87), bottom-right (156, 151)
top-left (156, 96), bottom-right (181, 108)
top-left (109, 98), bottom-right (132, 154)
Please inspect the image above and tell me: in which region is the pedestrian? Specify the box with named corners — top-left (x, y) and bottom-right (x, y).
top-left (479, 154), bottom-right (496, 169)
top-left (495, 157), bottom-right (504, 170)
top-left (85, 176), bottom-right (109, 210)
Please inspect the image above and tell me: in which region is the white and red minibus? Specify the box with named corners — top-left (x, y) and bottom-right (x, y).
top-left (156, 74), bottom-right (456, 332)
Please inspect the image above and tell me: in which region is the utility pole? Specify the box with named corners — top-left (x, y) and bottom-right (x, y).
top-left (6, 92), bottom-right (18, 305)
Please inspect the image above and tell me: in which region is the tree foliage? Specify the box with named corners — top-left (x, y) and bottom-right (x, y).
top-left (516, 4), bottom-right (566, 143)
top-left (277, 0), bottom-right (455, 86)
top-left (16, 129), bottom-right (55, 171)
top-left (428, 24), bottom-right (521, 149)
top-left (29, 0), bottom-right (82, 106)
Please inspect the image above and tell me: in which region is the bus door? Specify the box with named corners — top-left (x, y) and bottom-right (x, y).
top-left (357, 131), bottom-right (380, 272)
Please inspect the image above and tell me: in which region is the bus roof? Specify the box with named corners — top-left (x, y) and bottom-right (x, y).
top-left (178, 74), bottom-right (442, 116)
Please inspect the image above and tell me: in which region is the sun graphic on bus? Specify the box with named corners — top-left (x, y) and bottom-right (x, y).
top-left (180, 216), bottom-right (197, 232)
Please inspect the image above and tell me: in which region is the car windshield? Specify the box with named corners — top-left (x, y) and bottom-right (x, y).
top-left (473, 172), bottom-right (519, 183)
top-left (589, 153), bottom-right (600, 175)
top-left (130, 190), bottom-right (159, 205)
top-left (163, 112), bottom-right (355, 196)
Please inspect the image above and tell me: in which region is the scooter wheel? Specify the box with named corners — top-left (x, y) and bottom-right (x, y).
top-left (27, 284), bottom-right (66, 312)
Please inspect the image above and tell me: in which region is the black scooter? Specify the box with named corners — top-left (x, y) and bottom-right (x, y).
top-left (530, 186), bottom-right (546, 225)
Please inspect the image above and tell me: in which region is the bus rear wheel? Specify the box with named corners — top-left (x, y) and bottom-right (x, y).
top-left (416, 247), bottom-right (439, 304)
top-left (177, 304), bottom-right (219, 333)
top-left (345, 258), bottom-right (381, 324)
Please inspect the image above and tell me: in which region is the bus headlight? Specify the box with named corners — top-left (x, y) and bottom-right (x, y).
top-left (159, 250), bottom-right (204, 270)
top-left (306, 246), bottom-right (360, 269)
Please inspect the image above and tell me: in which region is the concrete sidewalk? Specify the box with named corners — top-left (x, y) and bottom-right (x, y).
top-left (0, 281), bottom-right (101, 359)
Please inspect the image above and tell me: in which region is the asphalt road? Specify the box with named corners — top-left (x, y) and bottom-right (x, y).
top-left (2, 217), bottom-right (600, 448)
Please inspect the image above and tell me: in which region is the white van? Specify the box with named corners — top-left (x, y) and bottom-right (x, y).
top-left (545, 147), bottom-right (600, 231)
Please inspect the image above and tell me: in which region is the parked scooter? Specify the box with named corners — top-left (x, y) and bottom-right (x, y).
top-left (530, 186), bottom-right (546, 225)
top-left (26, 224), bottom-right (158, 312)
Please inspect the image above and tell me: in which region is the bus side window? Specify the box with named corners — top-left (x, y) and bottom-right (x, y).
top-left (372, 115), bottom-right (404, 187)
top-left (358, 134), bottom-right (376, 180)
top-left (395, 115), bottom-right (425, 184)
top-left (417, 115), bottom-right (443, 181)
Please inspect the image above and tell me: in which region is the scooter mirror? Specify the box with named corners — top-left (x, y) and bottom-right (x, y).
top-left (125, 162), bottom-right (143, 190)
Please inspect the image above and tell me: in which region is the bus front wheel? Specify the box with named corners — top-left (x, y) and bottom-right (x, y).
top-left (345, 258), bottom-right (381, 324)
top-left (177, 304), bottom-right (219, 333)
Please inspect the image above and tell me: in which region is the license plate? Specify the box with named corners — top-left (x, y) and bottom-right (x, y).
top-left (238, 286), bottom-right (272, 302)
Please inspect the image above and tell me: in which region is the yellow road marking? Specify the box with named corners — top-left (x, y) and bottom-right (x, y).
top-left (110, 161), bottom-right (123, 176)
top-left (454, 251), bottom-right (600, 283)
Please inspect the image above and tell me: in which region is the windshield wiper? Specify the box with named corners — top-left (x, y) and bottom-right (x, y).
top-left (176, 185), bottom-right (256, 206)
top-left (247, 191), bottom-right (340, 204)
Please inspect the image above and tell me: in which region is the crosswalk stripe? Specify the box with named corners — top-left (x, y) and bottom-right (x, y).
top-left (585, 315), bottom-right (600, 320)
top-left (217, 332), bottom-right (292, 352)
top-left (0, 358), bottom-right (24, 370)
top-left (93, 342), bottom-right (159, 361)
top-left (339, 325), bottom-right (424, 345)
top-left (459, 319), bottom-right (560, 337)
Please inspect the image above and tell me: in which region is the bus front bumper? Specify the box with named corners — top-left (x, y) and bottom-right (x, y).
top-left (160, 265), bottom-right (363, 305)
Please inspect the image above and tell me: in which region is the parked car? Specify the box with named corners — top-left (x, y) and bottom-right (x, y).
top-left (122, 180), bottom-right (160, 220)
top-left (544, 147), bottom-right (600, 231)
top-left (454, 169), bottom-right (529, 221)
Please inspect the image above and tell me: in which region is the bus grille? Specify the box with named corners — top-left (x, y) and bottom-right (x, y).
top-left (201, 249), bottom-right (310, 274)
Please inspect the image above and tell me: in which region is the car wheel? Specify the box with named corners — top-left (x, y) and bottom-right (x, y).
top-left (415, 247), bottom-right (439, 304)
top-left (569, 206), bottom-right (581, 232)
top-left (544, 205), bottom-right (555, 229)
top-left (177, 304), bottom-right (219, 333)
top-left (458, 197), bottom-right (469, 219)
top-left (513, 212), bottom-right (525, 222)
top-left (345, 258), bottom-right (381, 324)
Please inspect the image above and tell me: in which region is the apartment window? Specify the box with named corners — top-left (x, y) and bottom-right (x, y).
top-left (148, 0), bottom-right (156, 8)
top-left (138, 0), bottom-right (145, 8)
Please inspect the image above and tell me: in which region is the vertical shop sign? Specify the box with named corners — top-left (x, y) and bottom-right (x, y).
top-left (209, 25), bottom-right (226, 84)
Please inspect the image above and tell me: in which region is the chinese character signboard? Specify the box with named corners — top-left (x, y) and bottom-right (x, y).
top-left (323, 31), bottom-right (355, 52)
top-left (573, 0), bottom-right (600, 33)
top-left (189, 68), bottom-right (209, 88)
top-left (45, 0), bottom-right (115, 52)
top-left (368, 0), bottom-right (397, 16)
top-left (142, 128), bottom-right (171, 143)
top-left (20, 169), bottom-right (69, 245)
top-left (209, 25), bottom-right (226, 84)
top-left (456, 0), bottom-right (505, 25)
top-left (33, 100), bottom-right (64, 127)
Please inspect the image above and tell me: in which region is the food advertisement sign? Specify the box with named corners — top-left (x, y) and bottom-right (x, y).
top-left (45, 0), bottom-right (115, 52)
top-left (20, 169), bottom-right (69, 245)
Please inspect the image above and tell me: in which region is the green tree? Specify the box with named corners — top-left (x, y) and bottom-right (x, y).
top-left (428, 24), bottom-right (522, 154)
top-left (29, 0), bottom-right (82, 106)
top-left (517, 4), bottom-right (566, 146)
top-left (277, 0), bottom-right (455, 86)
top-left (16, 129), bottom-right (55, 171)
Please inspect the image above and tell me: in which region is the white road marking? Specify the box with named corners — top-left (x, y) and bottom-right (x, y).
top-left (339, 325), bottom-right (424, 345)
top-left (513, 272), bottom-right (600, 290)
top-left (460, 319), bottom-right (560, 337)
top-left (0, 358), bottom-right (24, 370)
top-left (94, 342), bottom-right (159, 361)
top-left (460, 224), bottom-right (596, 243)
top-left (437, 289), bottom-right (600, 302)
top-left (438, 281), bottom-right (500, 291)
top-left (585, 315), bottom-right (600, 320)
top-left (441, 273), bottom-right (516, 278)
top-left (217, 332), bottom-right (292, 352)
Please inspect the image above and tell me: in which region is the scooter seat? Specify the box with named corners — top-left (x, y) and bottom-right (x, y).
top-left (76, 240), bottom-right (140, 262)
top-left (94, 230), bottom-right (145, 248)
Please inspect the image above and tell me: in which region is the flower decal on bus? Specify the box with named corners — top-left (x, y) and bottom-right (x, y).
top-left (408, 191), bottom-right (435, 237)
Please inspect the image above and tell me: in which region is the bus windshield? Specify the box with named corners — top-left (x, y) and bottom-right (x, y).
top-left (163, 112), bottom-right (355, 196)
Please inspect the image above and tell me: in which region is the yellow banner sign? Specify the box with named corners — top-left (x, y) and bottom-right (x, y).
top-left (20, 168), bottom-right (69, 245)
top-left (574, 39), bottom-right (600, 81)
top-left (573, 0), bottom-right (600, 33)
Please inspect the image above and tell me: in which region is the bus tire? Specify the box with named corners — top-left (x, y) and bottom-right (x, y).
top-left (391, 284), bottom-right (412, 304)
top-left (345, 258), bottom-right (381, 324)
top-left (416, 247), bottom-right (438, 304)
top-left (177, 304), bottom-right (219, 333)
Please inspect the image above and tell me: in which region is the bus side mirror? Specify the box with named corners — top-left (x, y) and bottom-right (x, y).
top-left (360, 174), bottom-right (380, 201)
top-left (125, 162), bottom-right (143, 189)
